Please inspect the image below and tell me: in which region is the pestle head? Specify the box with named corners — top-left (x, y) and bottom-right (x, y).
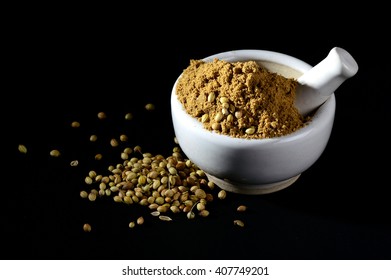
top-left (295, 47), bottom-right (358, 116)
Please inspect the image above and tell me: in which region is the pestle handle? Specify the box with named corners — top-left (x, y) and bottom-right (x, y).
top-left (296, 47), bottom-right (359, 116)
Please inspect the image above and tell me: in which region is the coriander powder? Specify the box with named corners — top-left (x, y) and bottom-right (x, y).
top-left (176, 58), bottom-right (306, 139)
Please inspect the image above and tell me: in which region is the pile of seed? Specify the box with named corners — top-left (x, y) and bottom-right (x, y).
top-left (79, 144), bottom-right (223, 222)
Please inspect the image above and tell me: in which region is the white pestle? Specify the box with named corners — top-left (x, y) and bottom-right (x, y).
top-left (295, 47), bottom-right (359, 116)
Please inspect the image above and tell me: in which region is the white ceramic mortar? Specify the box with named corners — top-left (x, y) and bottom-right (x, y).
top-left (171, 49), bottom-right (336, 194)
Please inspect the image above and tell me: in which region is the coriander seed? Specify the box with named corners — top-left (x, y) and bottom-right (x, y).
top-left (245, 127), bottom-right (256, 135)
top-left (151, 211), bottom-right (160, 217)
top-left (170, 205), bottom-right (180, 213)
top-left (97, 112), bottom-right (107, 119)
top-left (88, 170), bottom-right (97, 178)
top-left (18, 144), bottom-right (27, 154)
top-left (120, 134), bottom-right (128, 142)
top-left (83, 223), bottom-right (92, 232)
top-left (124, 112), bottom-right (133, 120)
top-left (134, 145), bottom-right (142, 153)
top-left (95, 153), bottom-right (102, 160)
top-left (234, 219), bottom-right (245, 227)
top-left (196, 203), bottom-right (205, 211)
top-left (50, 149), bottom-right (61, 157)
top-left (195, 188), bottom-right (206, 199)
top-left (237, 205), bottom-right (247, 212)
top-left (145, 103), bottom-right (155, 111)
top-left (90, 135), bottom-right (98, 142)
top-left (110, 138), bottom-right (119, 147)
top-left (71, 121), bottom-right (80, 128)
top-left (217, 190), bottom-right (226, 200)
top-left (88, 192), bottom-right (97, 201)
top-left (207, 92), bottom-right (215, 103)
top-left (80, 190), bottom-right (88, 198)
top-left (157, 205), bottom-right (168, 213)
top-left (159, 215), bottom-right (172, 221)
top-left (187, 211), bottom-right (195, 219)
top-left (85, 177), bottom-right (93, 185)
top-left (207, 181), bottom-right (215, 190)
top-left (136, 216), bottom-right (144, 225)
top-left (123, 196), bottom-right (133, 204)
top-left (199, 209), bottom-right (209, 217)
top-left (121, 152), bottom-right (129, 160)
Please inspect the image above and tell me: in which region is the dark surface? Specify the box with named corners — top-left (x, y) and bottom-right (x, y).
top-left (5, 13), bottom-right (391, 260)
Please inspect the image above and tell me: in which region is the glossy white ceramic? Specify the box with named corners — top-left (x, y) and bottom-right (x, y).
top-left (170, 49), bottom-right (336, 194)
top-left (296, 47), bottom-right (358, 116)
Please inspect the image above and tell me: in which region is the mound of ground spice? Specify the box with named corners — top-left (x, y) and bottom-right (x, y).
top-left (175, 58), bottom-right (306, 139)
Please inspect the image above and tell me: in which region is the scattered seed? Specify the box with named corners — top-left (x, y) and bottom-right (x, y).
top-left (94, 154), bottom-right (102, 161)
top-left (159, 215), bottom-right (172, 221)
top-left (80, 190), bottom-right (88, 198)
top-left (125, 113), bottom-right (133, 120)
top-left (145, 103), bottom-right (155, 111)
top-left (217, 190), bottom-right (226, 200)
top-left (121, 152), bottom-right (129, 160)
top-left (70, 160), bottom-right (79, 167)
top-left (18, 144), bottom-right (27, 154)
top-left (199, 209), bottom-right (209, 217)
top-left (234, 219), bottom-right (245, 227)
top-left (85, 177), bottom-right (93, 184)
top-left (110, 138), bottom-right (119, 147)
top-left (129, 221), bottom-right (136, 228)
top-left (95, 175), bottom-right (102, 182)
top-left (187, 211), bottom-right (195, 220)
top-left (150, 211), bottom-right (160, 217)
top-left (120, 134), bottom-right (128, 142)
top-left (134, 145), bottom-right (142, 153)
top-left (136, 216), bottom-right (144, 225)
top-left (97, 112), bottom-right (107, 119)
top-left (90, 135), bottom-right (98, 142)
top-left (50, 149), bottom-right (61, 157)
top-left (237, 205), bottom-right (247, 212)
top-left (83, 223), bottom-right (91, 232)
top-left (71, 121), bottom-right (80, 128)
top-left (88, 192), bottom-right (97, 201)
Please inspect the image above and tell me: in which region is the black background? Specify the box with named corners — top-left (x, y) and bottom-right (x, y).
top-left (4, 7), bottom-right (391, 260)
